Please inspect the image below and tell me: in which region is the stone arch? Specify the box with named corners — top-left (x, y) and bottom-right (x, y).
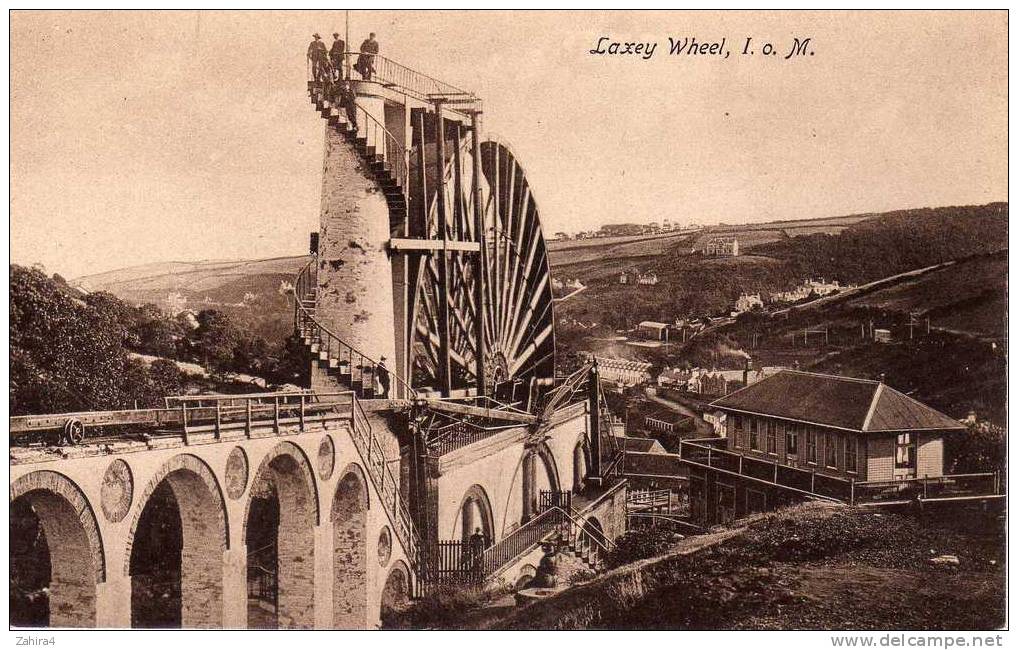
top-left (244, 441), bottom-right (320, 629)
top-left (10, 471), bottom-right (105, 627)
top-left (243, 441), bottom-right (321, 538)
top-left (379, 560), bottom-right (411, 627)
top-left (125, 454), bottom-right (228, 628)
top-left (331, 463), bottom-right (370, 629)
top-left (453, 484), bottom-right (495, 544)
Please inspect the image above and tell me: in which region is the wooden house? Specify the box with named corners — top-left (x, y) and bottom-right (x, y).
top-left (710, 370), bottom-right (965, 481)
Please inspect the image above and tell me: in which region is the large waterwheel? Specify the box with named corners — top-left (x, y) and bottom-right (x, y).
top-left (408, 136), bottom-right (555, 396)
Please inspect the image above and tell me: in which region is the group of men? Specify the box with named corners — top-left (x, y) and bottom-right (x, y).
top-left (307, 31), bottom-right (380, 83)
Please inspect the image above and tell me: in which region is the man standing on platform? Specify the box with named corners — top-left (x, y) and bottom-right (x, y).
top-left (330, 32), bottom-right (346, 81)
top-left (307, 33), bottom-right (327, 81)
top-left (356, 32), bottom-right (379, 80)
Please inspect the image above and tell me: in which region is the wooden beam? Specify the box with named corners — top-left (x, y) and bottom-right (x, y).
top-left (470, 112), bottom-right (487, 395)
top-left (434, 100), bottom-right (453, 397)
top-left (423, 399), bottom-right (537, 424)
top-left (390, 238), bottom-right (480, 253)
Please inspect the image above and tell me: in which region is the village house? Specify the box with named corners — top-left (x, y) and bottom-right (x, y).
top-left (710, 370), bottom-right (966, 481)
top-left (733, 292), bottom-right (764, 314)
top-left (686, 364), bottom-right (786, 396)
top-left (585, 354), bottom-right (654, 387)
top-left (637, 272), bottom-right (659, 285)
top-left (703, 235), bottom-right (739, 257)
top-left (657, 367), bottom-right (692, 389)
top-left (636, 321), bottom-right (670, 341)
top-left (771, 278), bottom-right (854, 304)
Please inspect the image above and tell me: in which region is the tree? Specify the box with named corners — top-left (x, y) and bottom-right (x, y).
top-left (11, 266), bottom-right (129, 414)
top-left (193, 309), bottom-right (242, 375)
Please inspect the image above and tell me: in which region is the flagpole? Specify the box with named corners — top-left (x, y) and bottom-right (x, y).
top-left (345, 10), bottom-right (351, 79)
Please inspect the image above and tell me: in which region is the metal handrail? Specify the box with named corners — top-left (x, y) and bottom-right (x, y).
top-left (345, 391), bottom-right (421, 572)
top-left (315, 50), bottom-right (481, 113)
top-left (310, 82), bottom-right (410, 209)
top-left (294, 258), bottom-right (415, 398)
top-left (481, 503), bottom-right (615, 580)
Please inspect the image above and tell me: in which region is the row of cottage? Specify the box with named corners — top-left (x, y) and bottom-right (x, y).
top-left (588, 352), bottom-right (785, 397)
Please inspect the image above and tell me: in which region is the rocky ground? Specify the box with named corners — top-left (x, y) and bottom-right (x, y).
top-left (427, 502), bottom-right (1004, 630)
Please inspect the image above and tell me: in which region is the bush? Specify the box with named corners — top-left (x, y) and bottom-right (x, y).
top-left (606, 528), bottom-right (685, 569)
top-left (383, 584), bottom-right (493, 629)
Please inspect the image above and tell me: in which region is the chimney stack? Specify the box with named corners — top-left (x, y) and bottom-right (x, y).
top-left (878, 372), bottom-right (886, 384)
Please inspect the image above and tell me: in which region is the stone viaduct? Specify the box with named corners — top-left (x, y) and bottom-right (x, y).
top-left (10, 387), bottom-right (620, 629)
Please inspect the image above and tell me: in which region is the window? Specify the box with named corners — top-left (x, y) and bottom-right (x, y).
top-left (825, 432), bottom-right (838, 468)
top-left (730, 415), bottom-right (742, 447)
top-left (805, 427), bottom-right (817, 463)
top-left (749, 418), bottom-right (759, 450)
top-left (786, 424), bottom-right (799, 457)
top-left (845, 435), bottom-right (858, 472)
top-left (766, 420), bottom-right (777, 454)
top-left (895, 433), bottom-right (917, 469)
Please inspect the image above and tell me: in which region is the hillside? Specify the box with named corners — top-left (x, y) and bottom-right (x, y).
top-left (74, 255), bottom-right (309, 306)
top-left (456, 503), bottom-right (1004, 630)
top-left (754, 203), bottom-right (1007, 285)
top-left (844, 251), bottom-right (1007, 338)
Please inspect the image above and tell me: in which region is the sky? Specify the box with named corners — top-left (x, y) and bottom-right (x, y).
top-left (10, 10), bottom-right (1008, 279)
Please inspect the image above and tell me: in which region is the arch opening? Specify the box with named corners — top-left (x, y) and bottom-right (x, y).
top-left (379, 560), bottom-right (411, 628)
top-left (457, 484), bottom-right (494, 545)
top-left (522, 444), bottom-right (560, 522)
top-left (331, 466), bottom-right (369, 629)
top-left (244, 446), bottom-right (317, 629)
top-left (10, 471), bottom-right (103, 629)
top-left (129, 460), bottom-right (226, 629)
top-left (572, 441), bottom-right (587, 493)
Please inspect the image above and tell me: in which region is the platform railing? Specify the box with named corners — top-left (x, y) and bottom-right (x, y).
top-left (853, 472), bottom-right (1000, 504)
top-left (678, 439), bottom-right (1002, 505)
top-left (10, 390), bottom-right (357, 445)
top-left (312, 50), bottom-right (481, 113)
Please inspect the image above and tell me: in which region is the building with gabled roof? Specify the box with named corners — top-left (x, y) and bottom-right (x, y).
top-left (710, 370), bottom-right (965, 481)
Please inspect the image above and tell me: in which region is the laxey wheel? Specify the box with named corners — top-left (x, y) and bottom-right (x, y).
top-left (408, 138), bottom-right (555, 396)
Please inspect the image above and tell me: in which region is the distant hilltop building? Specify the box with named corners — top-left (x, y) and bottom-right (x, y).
top-left (702, 235), bottom-right (739, 257)
top-left (637, 272), bottom-right (659, 286)
top-left (552, 277), bottom-right (585, 291)
top-left (600, 223), bottom-right (644, 237)
top-left (619, 269), bottom-right (659, 286)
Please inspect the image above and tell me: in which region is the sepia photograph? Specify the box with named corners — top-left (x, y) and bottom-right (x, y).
top-left (7, 8), bottom-right (1009, 637)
